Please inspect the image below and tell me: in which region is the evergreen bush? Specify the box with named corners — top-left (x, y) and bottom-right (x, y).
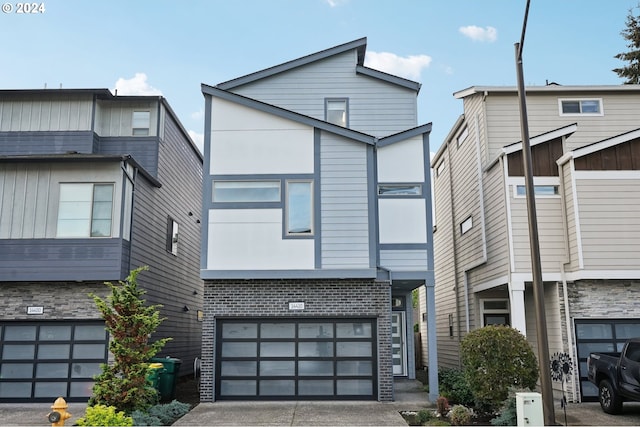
top-left (76, 404), bottom-right (133, 426)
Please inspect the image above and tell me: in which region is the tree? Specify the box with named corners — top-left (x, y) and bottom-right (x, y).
top-left (614, 4), bottom-right (640, 84)
top-left (89, 266), bottom-right (171, 414)
top-left (460, 325), bottom-right (539, 410)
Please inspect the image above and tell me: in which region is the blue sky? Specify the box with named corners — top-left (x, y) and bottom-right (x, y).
top-left (1, 0), bottom-right (637, 153)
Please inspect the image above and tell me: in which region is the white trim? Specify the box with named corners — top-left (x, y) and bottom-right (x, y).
top-left (479, 298), bottom-right (510, 327)
top-left (574, 170), bottom-right (640, 180)
top-left (558, 128), bottom-right (640, 165)
top-left (558, 98), bottom-right (604, 117)
top-left (563, 269), bottom-right (640, 281)
top-left (503, 158), bottom-right (516, 273)
top-left (502, 123), bottom-right (578, 155)
top-left (472, 275), bottom-right (510, 293)
top-left (511, 271), bottom-right (563, 283)
top-left (569, 159), bottom-right (585, 269)
top-left (507, 176), bottom-right (561, 199)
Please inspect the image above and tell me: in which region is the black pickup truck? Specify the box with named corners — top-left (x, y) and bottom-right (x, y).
top-left (587, 337), bottom-right (640, 414)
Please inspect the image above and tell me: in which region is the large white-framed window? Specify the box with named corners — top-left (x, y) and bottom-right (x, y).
top-left (57, 183), bottom-right (114, 238)
top-left (286, 180), bottom-right (313, 235)
top-left (558, 98), bottom-right (603, 116)
top-left (132, 111), bottom-right (151, 136)
top-left (325, 98), bottom-right (348, 127)
top-left (212, 180), bottom-right (281, 203)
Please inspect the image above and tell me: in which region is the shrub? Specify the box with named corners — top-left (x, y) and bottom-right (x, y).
top-left (438, 367), bottom-right (474, 406)
top-left (436, 396), bottom-right (449, 417)
top-left (491, 395), bottom-right (518, 426)
top-left (148, 400), bottom-right (191, 425)
top-left (416, 409), bottom-right (434, 424)
top-left (460, 325), bottom-right (539, 411)
top-left (130, 410), bottom-right (161, 426)
top-left (76, 404), bottom-right (133, 426)
top-left (88, 266), bottom-right (171, 414)
top-left (448, 405), bottom-right (472, 426)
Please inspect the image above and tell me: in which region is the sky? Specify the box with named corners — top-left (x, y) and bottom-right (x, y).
top-left (1, 0), bottom-right (638, 154)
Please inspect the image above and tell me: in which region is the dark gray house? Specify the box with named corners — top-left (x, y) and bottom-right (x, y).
top-left (200, 38), bottom-right (438, 402)
top-left (0, 89), bottom-right (203, 402)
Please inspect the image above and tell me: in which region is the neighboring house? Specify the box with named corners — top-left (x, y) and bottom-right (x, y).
top-left (430, 84), bottom-right (640, 403)
top-left (0, 89), bottom-right (203, 402)
top-left (200, 38), bottom-right (438, 402)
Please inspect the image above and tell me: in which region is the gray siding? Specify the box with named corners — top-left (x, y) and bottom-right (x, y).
top-left (128, 109), bottom-right (203, 375)
top-left (232, 51), bottom-right (417, 137)
top-left (0, 95), bottom-right (93, 132)
top-left (380, 250), bottom-right (428, 270)
top-left (0, 131), bottom-right (95, 154)
top-left (0, 238), bottom-right (125, 281)
top-left (320, 132), bottom-right (370, 268)
top-left (98, 136), bottom-right (159, 177)
top-left (95, 100), bottom-right (159, 137)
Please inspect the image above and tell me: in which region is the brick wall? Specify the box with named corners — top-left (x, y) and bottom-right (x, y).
top-left (200, 278), bottom-right (393, 401)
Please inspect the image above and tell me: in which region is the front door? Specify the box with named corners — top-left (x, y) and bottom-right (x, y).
top-left (391, 312), bottom-right (407, 376)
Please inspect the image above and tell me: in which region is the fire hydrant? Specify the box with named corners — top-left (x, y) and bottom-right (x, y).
top-left (47, 397), bottom-right (72, 427)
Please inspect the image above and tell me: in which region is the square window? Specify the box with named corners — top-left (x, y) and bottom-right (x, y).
top-left (132, 111), bottom-right (150, 136)
top-left (559, 99), bottom-right (603, 116)
top-left (326, 99), bottom-right (348, 127)
top-left (57, 183), bottom-right (113, 238)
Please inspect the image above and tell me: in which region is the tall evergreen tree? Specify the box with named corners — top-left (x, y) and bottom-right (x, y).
top-left (614, 4), bottom-right (640, 84)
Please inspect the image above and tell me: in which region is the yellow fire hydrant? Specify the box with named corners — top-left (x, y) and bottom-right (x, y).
top-left (47, 397), bottom-right (72, 427)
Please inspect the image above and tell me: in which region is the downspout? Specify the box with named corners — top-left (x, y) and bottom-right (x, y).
top-left (461, 113), bottom-right (489, 333)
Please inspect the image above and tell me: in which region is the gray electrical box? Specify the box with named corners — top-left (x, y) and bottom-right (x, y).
top-left (516, 392), bottom-right (544, 426)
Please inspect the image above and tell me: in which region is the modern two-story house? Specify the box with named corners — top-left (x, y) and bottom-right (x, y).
top-left (0, 89), bottom-right (203, 402)
top-left (200, 38), bottom-right (438, 402)
top-left (430, 84), bottom-right (640, 402)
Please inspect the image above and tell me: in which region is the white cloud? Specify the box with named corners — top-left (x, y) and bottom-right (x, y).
top-left (325, 0), bottom-right (347, 7)
top-left (188, 130), bottom-right (204, 154)
top-left (364, 51), bottom-right (432, 81)
top-left (459, 25), bottom-right (497, 42)
top-left (113, 73), bottom-right (162, 96)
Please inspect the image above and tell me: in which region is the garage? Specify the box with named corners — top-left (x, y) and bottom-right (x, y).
top-left (0, 321), bottom-right (108, 402)
top-left (575, 319), bottom-right (640, 401)
top-left (216, 318), bottom-right (377, 400)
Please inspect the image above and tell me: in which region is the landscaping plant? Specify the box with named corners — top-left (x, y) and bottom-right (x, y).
top-left (460, 325), bottom-right (539, 411)
top-left (89, 266), bottom-right (171, 414)
top-left (75, 404), bottom-right (133, 426)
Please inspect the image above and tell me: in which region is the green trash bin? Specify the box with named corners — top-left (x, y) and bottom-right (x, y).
top-left (151, 357), bottom-right (182, 401)
top-left (146, 362), bottom-right (165, 391)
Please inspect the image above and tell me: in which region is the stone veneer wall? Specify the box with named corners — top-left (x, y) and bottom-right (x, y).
top-left (559, 279), bottom-right (640, 402)
top-left (200, 278), bottom-right (393, 402)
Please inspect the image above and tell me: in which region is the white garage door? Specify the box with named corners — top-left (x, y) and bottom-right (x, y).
top-left (216, 318), bottom-right (377, 400)
top-left (0, 321), bottom-right (108, 402)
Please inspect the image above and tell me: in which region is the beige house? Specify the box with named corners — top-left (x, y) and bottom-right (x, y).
top-left (427, 84), bottom-right (640, 403)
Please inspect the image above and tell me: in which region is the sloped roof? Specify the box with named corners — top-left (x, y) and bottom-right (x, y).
top-left (557, 127), bottom-right (640, 165)
top-left (502, 123), bottom-right (578, 155)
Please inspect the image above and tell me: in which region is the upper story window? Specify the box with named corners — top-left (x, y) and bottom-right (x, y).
top-left (457, 127), bottom-right (469, 147)
top-left (326, 98), bottom-right (348, 127)
top-left (436, 161), bottom-right (445, 177)
top-left (286, 181), bottom-right (313, 235)
top-left (167, 217), bottom-right (179, 255)
top-left (515, 185), bottom-right (559, 197)
top-left (132, 111), bottom-right (151, 136)
top-left (377, 184), bottom-right (422, 196)
top-left (213, 181), bottom-right (281, 203)
top-left (559, 99), bottom-right (603, 116)
top-left (460, 216), bottom-right (473, 235)
top-left (57, 183), bottom-right (114, 238)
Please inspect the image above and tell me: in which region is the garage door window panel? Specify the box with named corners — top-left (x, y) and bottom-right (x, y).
top-left (36, 363), bottom-right (69, 378)
top-left (221, 361), bottom-right (257, 376)
top-left (260, 361), bottom-right (295, 376)
top-left (299, 380), bottom-right (333, 395)
top-left (1, 363), bottom-right (33, 379)
top-left (38, 344), bottom-right (70, 359)
top-left (39, 326), bottom-right (72, 341)
top-left (221, 380), bottom-right (256, 396)
top-left (260, 380), bottom-right (295, 395)
top-left (3, 344), bottom-right (35, 359)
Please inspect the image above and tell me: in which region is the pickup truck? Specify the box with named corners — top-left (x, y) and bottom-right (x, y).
top-left (587, 337), bottom-right (640, 414)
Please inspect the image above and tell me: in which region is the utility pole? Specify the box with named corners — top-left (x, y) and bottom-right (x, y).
top-left (514, 0), bottom-right (555, 425)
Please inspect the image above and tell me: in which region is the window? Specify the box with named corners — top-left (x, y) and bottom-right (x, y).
top-left (460, 216), bottom-right (473, 235)
top-left (377, 184), bottom-right (422, 196)
top-left (57, 183), bottom-right (114, 238)
top-left (167, 217), bottom-right (179, 255)
top-left (457, 127), bottom-right (469, 147)
top-left (515, 185), bottom-right (559, 197)
top-left (436, 161), bottom-right (445, 177)
top-left (286, 181), bottom-right (313, 235)
top-left (559, 99), bottom-right (603, 116)
top-left (481, 299), bottom-right (510, 327)
top-left (213, 181), bottom-right (280, 203)
top-left (132, 111), bottom-right (151, 136)
top-left (326, 99), bottom-right (348, 127)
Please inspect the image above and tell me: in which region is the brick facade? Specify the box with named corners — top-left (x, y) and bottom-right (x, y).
top-left (200, 278), bottom-right (393, 402)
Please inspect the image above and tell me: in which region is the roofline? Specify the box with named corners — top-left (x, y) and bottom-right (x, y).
top-left (202, 83), bottom-right (377, 144)
top-left (160, 98), bottom-right (204, 162)
top-left (557, 127), bottom-right (640, 165)
top-left (356, 66), bottom-right (422, 93)
top-left (502, 123), bottom-right (578, 155)
top-left (216, 38), bottom-right (368, 90)
top-left (431, 114), bottom-right (465, 166)
top-left (0, 153), bottom-right (162, 187)
top-left (377, 123), bottom-right (432, 147)
top-left (454, 84), bottom-right (640, 99)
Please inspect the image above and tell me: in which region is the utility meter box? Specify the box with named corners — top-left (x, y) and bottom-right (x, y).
top-left (516, 392), bottom-right (544, 426)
